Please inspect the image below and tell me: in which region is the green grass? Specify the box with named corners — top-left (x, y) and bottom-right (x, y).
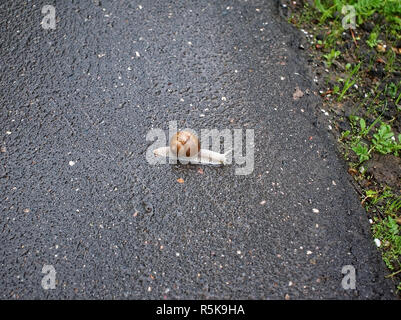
top-left (337, 63), bottom-right (360, 101)
top-left (369, 192), bottom-right (401, 289)
top-left (373, 215), bottom-right (401, 271)
top-left (314, 0), bottom-right (401, 32)
top-left (385, 49), bottom-right (397, 74)
top-left (364, 187), bottom-right (394, 211)
top-left (386, 197), bottom-right (401, 216)
top-left (397, 92), bottom-right (401, 105)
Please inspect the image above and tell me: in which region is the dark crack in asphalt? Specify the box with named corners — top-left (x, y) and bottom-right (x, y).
top-left (0, 0), bottom-right (396, 299)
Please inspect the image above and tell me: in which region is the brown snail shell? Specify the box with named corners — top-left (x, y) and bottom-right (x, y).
top-left (170, 131), bottom-right (200, 158)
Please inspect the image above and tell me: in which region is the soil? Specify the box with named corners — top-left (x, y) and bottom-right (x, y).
top-left (366, 154), bottom-right (401, 191)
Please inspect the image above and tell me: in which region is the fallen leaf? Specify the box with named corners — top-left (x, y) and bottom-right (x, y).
top-left (376, 44), bottom-right (386, 53)
top-left (293, 86), bottom-right (304, 101)
top-left (315, 43), bottom-right (324, 50)
top-left (197, 168), bottom-right (204, 174)
top-left (392, 47), bottom-right (401, 55)
top-left (321, 89), bottom-right (333, 96)
top-left (177, 178), bottom-right (184, 184)
top-left (348, 168), bottom-right (357, 175)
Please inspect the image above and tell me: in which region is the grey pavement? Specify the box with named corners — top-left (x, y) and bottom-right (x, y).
top-left (0, 0), bottom-right (397, 299)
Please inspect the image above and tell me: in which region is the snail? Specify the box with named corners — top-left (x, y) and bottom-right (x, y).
top-left (153, 131), bottom-right (231, 165)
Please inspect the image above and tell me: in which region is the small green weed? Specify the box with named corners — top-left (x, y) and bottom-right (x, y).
top-left (352, 142), bottom-right (370, 162)
top-left (372, 123), bottom-right (401, 156)
top-left (366, 31), bottom-right (380, 48)
top-left (323, 48), bottom-right (341, 67)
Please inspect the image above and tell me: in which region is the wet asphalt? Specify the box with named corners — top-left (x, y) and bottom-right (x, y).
top-left (0, 0), bottom-right (397, 299)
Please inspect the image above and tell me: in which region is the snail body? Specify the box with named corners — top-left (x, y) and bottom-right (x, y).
top-left (153, 131), bottom-right (230, 165)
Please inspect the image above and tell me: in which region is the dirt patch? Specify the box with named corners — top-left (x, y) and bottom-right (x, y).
top-left (367, 154), bottom-right (401, 191)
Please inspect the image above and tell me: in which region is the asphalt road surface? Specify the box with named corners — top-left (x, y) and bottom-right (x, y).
top-left (0, 0), bottom-right (397, 299)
